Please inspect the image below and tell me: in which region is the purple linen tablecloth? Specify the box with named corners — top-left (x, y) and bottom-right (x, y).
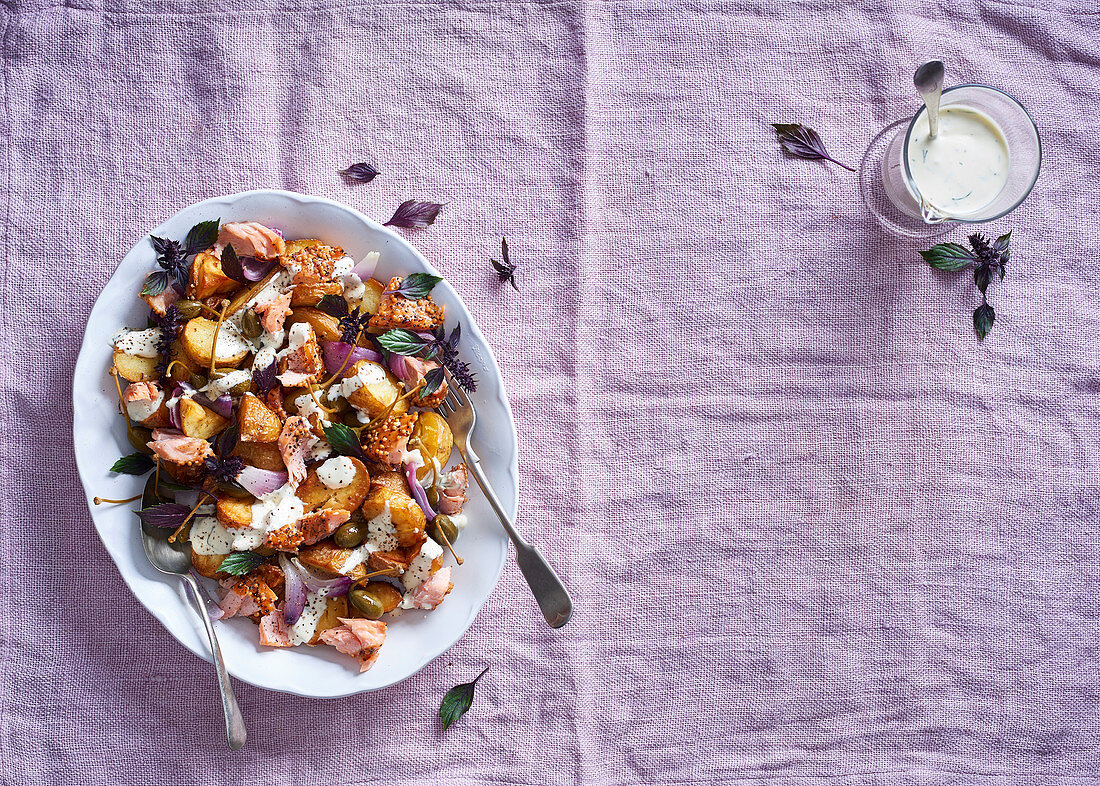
top-left (2, 0), bottom-right (1100, 783)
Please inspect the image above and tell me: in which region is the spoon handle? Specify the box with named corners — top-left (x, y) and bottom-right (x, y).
top-left (183, 574), bottom-right (247, 750)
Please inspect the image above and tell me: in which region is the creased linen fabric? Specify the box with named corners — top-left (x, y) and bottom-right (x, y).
top-left (1, 0), bottom-right (1099, 783)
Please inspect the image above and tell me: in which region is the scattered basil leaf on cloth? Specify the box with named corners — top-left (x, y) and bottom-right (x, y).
top-left (219, 552), bottom-right (266, 576)
top-left (440, 667), bottom-right (489, 731)
top-left (385, 200), bottom-right (444, 229)
top-left (110, 452), bottom-right (155, 475)
top-left (922, 232), bottom-right (1011, 340)
top-left (339, 162), bottom-right (380, 184)
top-left (490, 238), bottom-right (519, 291)
top-left (770, 123), bottom-right (854, 171)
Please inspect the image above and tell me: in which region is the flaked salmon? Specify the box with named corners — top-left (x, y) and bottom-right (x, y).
top-left (277, 415), bottom-right (313, 486)
top-left (218, 221), bottom-right (285, 260)
top-left (319, 618), bottom-right (387, 672)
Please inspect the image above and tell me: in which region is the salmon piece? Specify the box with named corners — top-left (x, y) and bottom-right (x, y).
top-left (368, 277), bottom-right (444, 331)
top-left (401, 356), bottom-right (447, 407)
top-left (253, 289), bottom-right (293, 334)
top-left (264, 508), bottom-right (350, 552)
top-left (143, 286), bottom-right (180, 316)
top-left (258, 609), bottom-right (292, 647)
top-left (218, 221), bottom-right (285, 260)
top-left (218, 581), bottom-right (260, 619)
top-left (363, 413), bottom-right (417, 466)
top-left (263, 387), bottom-right (288, 423)
top-left (277, 415), bottom-right (313, 486)
top-left (320, 618), bottom-right (387, 671)
top-left (277, 323), bottom-right (325, 387)
top-left (123, 381), bottom-right (168, 427)
top-left (408, 565), bottom-right (452, 610)
top-left (148, 434), bottom-right (214, 466)
top-left (437, 463), bottom-right (468, 514)
top-left (286, 243), bottom-right (346, 285)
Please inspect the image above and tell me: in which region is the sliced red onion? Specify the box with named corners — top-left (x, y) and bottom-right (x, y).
top-left (279, 554), bottom-right (307, 626)
top-left (405, 459), bottom-right (436, 522)
top-left (295, 560), bottom-right (352, 597)
top-left (322, 340), bottom-right (381, 375)
top-left (387, 354), bottom-right (409, 381)
top-left (240, 255), bottom-right (277, 282)
top-left (237, 466), bottom-right (288, 496)
top-left (351, 253), bottom-right (378, 280)
top-left (205, 393), bottom-right (234, 418)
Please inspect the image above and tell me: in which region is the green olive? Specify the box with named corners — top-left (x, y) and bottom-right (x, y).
top-left (228, 379), bottom-right (252, 396)
top-left (216, 480), bottom-right (253, 500)
top-left (129, 426), bottom-right (154, 455)
top-left (426, 486), bottom-right (439, 507)
top-left (189, 373), bottom-right (209, 389)
top-left (175, 299), bottom-right (203, 319)
top-left (240, 308), bottom-right (263, 339)
top-left (349, 588), bottom-right (384, 619)
top-left (334, 522), bottom-right (365, 548)
top-left (430, 514), bottom-right (458, 545)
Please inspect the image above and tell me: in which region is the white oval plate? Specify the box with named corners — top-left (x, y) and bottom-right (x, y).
top-left (73, 190), bottom-right (515, 697)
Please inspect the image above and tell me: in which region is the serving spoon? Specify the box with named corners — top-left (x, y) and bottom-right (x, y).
top-left (914, 60), bottom-right (945, 138)
top-left (138, 481), bottom-right (247, 749)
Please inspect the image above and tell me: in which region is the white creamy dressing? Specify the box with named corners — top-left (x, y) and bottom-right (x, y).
top-left (341, 273), bottom-right (366, 306)
top-left (339, 502), bottom-right (402, 574)
top-left (908, 106), bottom-right (1009, 215)
top-left (402, 538), bottom-right (443, 591)
top-left (277, 322), bottom-right (311, 360)
top-left (202, 369), bottom-right (251, 398)
top-left (249, 483), bottom-right (305, 536)
top-left (308, 436), bottom-right (333, 462)
top-left (125, 388), bottom-right (164, 423)
top-left (333, 255), bottom-right (355, 277)
top-left (333, 361), bottom-right (385, 400)
top-left (317, 456), bottom-right (356, 489)
top-left (340, 543), bottom-right (373, 574)
top-left (190, 516), bottom-right (235, 555)
top-left (111, 328), bottom-right (162, 358)
top-left (288, 588), bottom-right (332, 646)
top-left (447, 512), bottom-right (469, 533)
top-left (292, 390), bottom-right (333, 427)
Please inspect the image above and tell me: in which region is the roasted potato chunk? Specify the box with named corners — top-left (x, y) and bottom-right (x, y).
top-left (410, 411), bottom-right (453, 482)
top-left (277, 322), bottom-right (325, 387)
top-left (191, 551), bottom-right (227, 579)
top-left (310, 595), bottom-right (348, 645)
top-left (231, 440), bottom-right (286, 472)
top-left (298, 540), bottom-right (369, 581)
top-left (367, 549), bottom-right (414, 575)
top-left (285, 307), bottom-right (342, 343)
top-left (360, 278), bottom-right (385, 315)
top-left (180, 317), bottom-right (249, 367)
top-left (216, 497), bottom-right (253, 528)
top-left (370, 468), bottom-right (409, 495)
top-left (238, 393), bottom-right (282, 442)
top-left (291, 281), bottom-right (342, 307)
top-left (362, 486), bottom-right (426, 548)
top-left (187, 250), bottom-right (241, 300)
top-left (345, 360), bottom-right (408, 418)
top-left (179, 398), bottom-right (230, 439)
top-left (282, 238), bottom-right (324, 258)
top-left (112, 349), bottom-right (159, 382)
top-left (296, 458), bottom-right (370, 513)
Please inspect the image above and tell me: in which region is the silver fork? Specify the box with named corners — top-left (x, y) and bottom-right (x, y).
top-left (438, 373), bottom-right (573, 628)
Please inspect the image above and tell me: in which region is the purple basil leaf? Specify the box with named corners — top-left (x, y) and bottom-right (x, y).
top-left (140, 271), bottom-right (169, 297)
top-left (253, 361), bottom-right (277, 394)
top-left (419, 367), bottom-right (445, 400)
top-left (220, 242), bottom-right (248, 283)
top-left (316, 294), bottom-right (349, 318)
top-left (136, 503), bottom-right (191, 529)
top-left (384, 200), bottom-right (444, 229)
top-left (339, 162), bottom-right (380, 184)
top-left (770, 123), bottom-right (854, 172)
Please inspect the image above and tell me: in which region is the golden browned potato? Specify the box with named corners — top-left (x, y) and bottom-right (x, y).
top-left (291, 281), bottom-right (342, 307)
top-left (298, 541), bottom-right (369, 581)
top-left (112, 349), bottom-right (159, 382)
top-left (309, 595), bottom-right (348, 645)
top-left (410, 411), bottom-right (453, 482)
top-left (345, 360), bottom-right (407, 418)
top-left (238, 393), bottom-right (282, 442)
top-left (180, 317), bottom-right (249, 367)
top-left (360, 279), bottom-right (385, 315)
top-left (179, 398), bottom-right (230, 439)
top-left (367, 582), bottom-right (402, 613)
top-left (231, 441), bottom-right (286, 472)
top-left (187, 250), bottom-right (242, 300)
top-left (362, 486), bottom-right (426, 548)
top-left (191, 550), bottom-right (227, 579)
top-left (367, 549), bottom-right (413, 575)
top-left (282, 238), bottom-right (324, 258)
top-left (285, 307), bottom-right (342, 343)
top-left (216, 497), bottom-right (253, 528)
top-left (369, 468), bottom-right (409, 495)
top-left (295, 458), bottom-right (370, 513)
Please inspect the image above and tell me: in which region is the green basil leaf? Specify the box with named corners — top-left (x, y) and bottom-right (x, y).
top-left (439, 667), bottom-right (488, 731)
top-left (395, 272), bottom-right (443, 300)
top-left (110, 452), bottom-right (155, 475)
top-left (322, 423), bottom-right (366, 460)
top-left (185, 218), bottom-right (220, 255)
top-left (376, 329), bottom-right (428, 356)
top-left (140, 271), bottom-right (169, 297)
top-left (419, 367), bottom-right (445, 400)
top-left (921, 243), bottom-right (976, 271)
top-left (219, 551), bottom-right (265, 576)
top-left (973, 303), bottom-right (995, 340)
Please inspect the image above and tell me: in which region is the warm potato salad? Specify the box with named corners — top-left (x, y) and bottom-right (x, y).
top-left (109, 219), bottom-right (474, 672)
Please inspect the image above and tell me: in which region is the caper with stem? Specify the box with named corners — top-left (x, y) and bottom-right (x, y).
top-left (175, 299), bottom-right (203, 319)
top-left (240, 308), bottom-right (263, 339)
top-left (189, 373), bottom-right (209, 389)
top-left (128, 426), bottom-right (154, 455)
top-left (348, 588), bottom-right (384, 620)
top-left (430, 514), bottom-right (458, 545)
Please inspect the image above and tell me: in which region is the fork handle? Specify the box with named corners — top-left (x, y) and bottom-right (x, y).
top-left (462, 452), bottom-right (573, 628)
top-left (183, 574), bottom-right (248, 750)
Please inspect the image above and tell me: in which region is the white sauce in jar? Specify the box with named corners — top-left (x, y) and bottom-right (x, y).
top-left (907, 106), bottom-right (1009, 215)
top-left (317, 456), bottom-right (356, 489)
